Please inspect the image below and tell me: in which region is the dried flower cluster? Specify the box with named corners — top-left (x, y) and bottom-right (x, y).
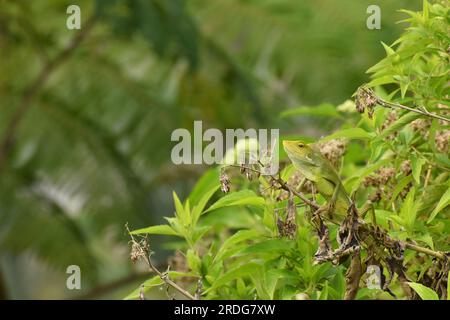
top-left (435, 130), bottom-right (450, 153)
top-left (410, 104), bottom-right (449, 153)
top-left (278, 195), bottom-right (298, 239)
top-left (220, 169), bottom-right (231, 193)
top-left (363, 167), bottom-right (396, 188)
top-left (318, 139), bottom-right (346, 168)
top-left (364, 167), bottom-right (396, 203)
top-left (411, 118), bottom-right (431, 136)
top-left (400, 160), bottom-right (411, 176)
top-left (364, 165), bottom-right (415, 202)
top-left (380, 111), bottom-right (398, 140)
top-left (355, 87), bottom-right (378, 119)
top-left (130, 234), bottom-right (149, 263)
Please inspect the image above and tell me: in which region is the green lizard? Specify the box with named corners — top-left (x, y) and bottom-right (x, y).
top-left (282, 140), bottom-right (352, 224)
top-left (282, 139), bottom-right (444, 297)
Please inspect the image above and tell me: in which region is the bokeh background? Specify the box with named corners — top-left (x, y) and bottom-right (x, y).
top-left (0, 0), bottom-right (421, 299)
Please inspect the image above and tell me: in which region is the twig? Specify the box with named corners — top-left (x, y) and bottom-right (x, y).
top-left (228, 164), bottom-right (448, 262)
top-left (344, 250), bottom-right (362, 300)
top-left (423, 165), bottom-right (432, 190)
top-left (361, 87), bottom-right (450, 123)
top-left (127, 225), bottom-right (196, 300)
top-left (275, 177), bottom-right (320, 210)
top-left (0, 16), bottom-right (97, 170)
top-left (404, 242), bottom-right (446, 260)
top-left (224, 164), bottom-right (320, 210)
top-left (142, 254), bottom-right (196, 300)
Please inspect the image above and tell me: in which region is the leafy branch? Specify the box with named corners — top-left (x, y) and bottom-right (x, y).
top-left (126, 225), bottom-right (197, 300)
top-left (357, 86), bottom-right (450, 123)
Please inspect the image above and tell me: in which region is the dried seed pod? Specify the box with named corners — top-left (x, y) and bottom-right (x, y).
top-left (275, 191), bottom-right (289, 202)
top-left (436, 130), bottom-right (450, 153)
top-left (378, 167), bottom-right (395, 184)
top-left (318, 139), bottom-right (346, 168)
top-left (400, 160), bottom-right (412, 176)
top-left (363, 167), bottom-right (395, 187)
top-left (219, 170), bottom-right (231, 193)
top-left (369, 189), bottom-right (382, 203)
top-left (130, 242), bottom-right (140, 263)
top-left (355, 87), bottom-right (378, 117)
top-left (380, 111), bottom-right (399, 140)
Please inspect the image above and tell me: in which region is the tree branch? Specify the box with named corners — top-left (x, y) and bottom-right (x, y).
top-left (127, 225), bottom-right (196, 300)
top-left (0, 16), bottom-right (97, 170)
top-left (227, 164), bottom-right (448, 262)
top-left (360, 87), bottom-right (450, 123)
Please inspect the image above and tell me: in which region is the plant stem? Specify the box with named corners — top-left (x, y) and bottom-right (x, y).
top-left (362, 87), bottom-right (450, 123)
top-left (142, 254), bottom-right (196, 300)
top-left (127, 226), bottom-right (197, 300)
top-left (229, 164), bottom-right (448, 261)
top-left (404, 242), bottom-right (446, 260)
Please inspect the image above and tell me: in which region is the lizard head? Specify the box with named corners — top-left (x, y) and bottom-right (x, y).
top-left (282, 140), bottom-right (323, 181)
top-left (282, 140), bottom-right (313, 160)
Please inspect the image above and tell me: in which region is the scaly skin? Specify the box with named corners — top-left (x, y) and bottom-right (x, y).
top-left (282, 140), bottom-right (351, 223)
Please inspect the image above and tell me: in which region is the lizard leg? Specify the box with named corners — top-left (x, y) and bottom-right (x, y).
top-left (323, 182), bottom-right (341, 219)
top-left (296, 178), bottom-right (306, 192)
top-left (330, 182), bottom-right (340, 211)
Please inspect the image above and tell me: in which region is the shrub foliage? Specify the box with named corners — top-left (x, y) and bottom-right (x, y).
top-left (128, 1), bottom-right (449, 300)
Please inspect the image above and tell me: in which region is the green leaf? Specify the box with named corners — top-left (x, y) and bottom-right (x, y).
top-left (400, 188), bottom-right (420, 233)
top-left (186, 249), bottom-right (201, 273)
top-left (422, 0), bottom-right (429, 22)
top-left (236, 278), bottom-right (247, 297)
top-left (124, 271), bottom-right (193, 300)
top-left (330, 268), bottom-right (345, 299)
top-left (188, 168), bottom-right (220, 205)
top-left (280, 103), bottom-right (341, 118)
top-left (427, 186), bottom-right (450, 223)
top-left (388, 215), bottom-right (406, 228)
top-left (375, 112), bottom-right (421, 142)
top-left (242, 239), bottom-right (294, 255)
top-left (366, 75), bottom-right (396, 87)
top-left (192, 226), bottom-right (212, 243)
top-left (320, 128), bottom-right (374, 142)
top-left (447, 272), bottom-right (450, 301)
top-left (191, 185), bottom-right (219, 225)
top-left (407, 282), bottom-right (439, 300)
top-left (204, 190), bottom-right (265, 213)
top-left (416, 233), bottom-right (434, 250)
top-left (130, 224), bottom-right (180, 236)
top-left (214, 229), bottom-right (261, 262)
top-left (346, 159), bottom-right (390, 194)
top-left (391, 175), bottom-right (413, 202)
top-left (319, 281), bottom-right (329, 300)
top-left (400, 81), bottom-right (410, 99)
top-left (381, 42), bottom-right (396, 56)
top-left (173, 191), bottom-right (190, 226)
top-left (206, 262), bottom-right (261, 292)
top-left (124, 275), bottom-right (162, 300)
top-left (411, 155), bottom-right (426, 184)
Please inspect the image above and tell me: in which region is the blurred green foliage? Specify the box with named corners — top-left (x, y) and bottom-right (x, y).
top-left (0, 0), bottom-right (424, 299)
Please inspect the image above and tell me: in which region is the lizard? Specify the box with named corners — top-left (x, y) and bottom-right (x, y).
top-left (282, 139), bottom-right (352, 225)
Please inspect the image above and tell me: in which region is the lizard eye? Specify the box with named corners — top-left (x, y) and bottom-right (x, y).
top-left (298, 143), bottom-right (304, 148)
